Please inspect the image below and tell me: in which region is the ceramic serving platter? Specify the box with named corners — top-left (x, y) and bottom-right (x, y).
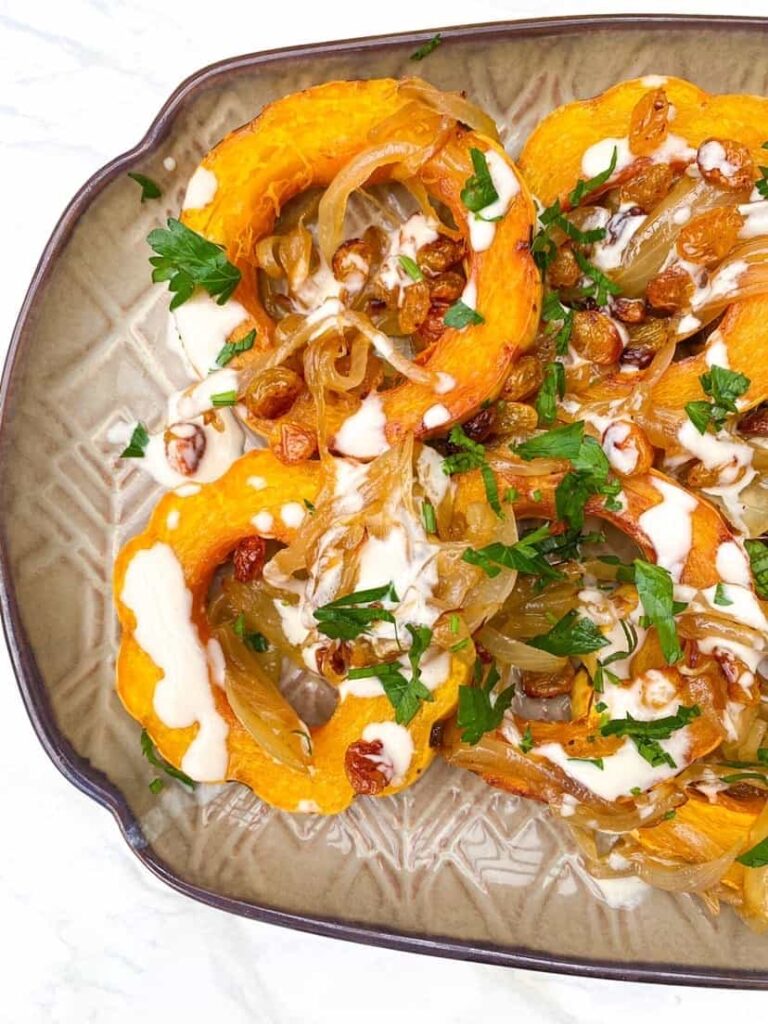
top-left (4, 14), bottom-right (768, 987)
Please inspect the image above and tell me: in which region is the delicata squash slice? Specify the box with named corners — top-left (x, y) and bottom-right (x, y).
top-left (515, 75), bottom-right (768, 535)
top-left (169, 78), bottom-right (539, 460)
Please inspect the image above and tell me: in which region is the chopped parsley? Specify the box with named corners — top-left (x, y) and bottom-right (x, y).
top-left (737, 836), bottom-right (768, 868)
top-left (541, 291), bottom-right (574, 356)
top-left (755, 142), bottom-right (768, 199)
top-left (410, 32), bottom-right (442, 60)
top-left (529, 609), bottom-right (609, 657)
top-left (128, 171), bottom-right (162, 202)
top-left (215, 329), bottom-right (256, 367)
top-left (515, 420), bottom-right (584, 461)
top-left (120, 422), bottom-right (149, 459)
top-left (148, 217), bottom-right (241, 310)
top-left (233, 613), bottom-right (269, 652)
top-left (303, 499), bottom-right (316, 514)
top-left (535, 361), bottom-right (566, 427)
top-left (573, 250), bottom-right (621, 307)
top-left (713, 582), bottom-right (733, 607)
top-left (442, 425), bottom-right (502, 517)
top-left (313, 582), bottom-right (399, 641)
top-left (141, 728), bottom-right (195, 792)
top-left (398, 254), bottom-right (423, 282)
top-left (462, 523), bottom-right (565, 583)
top-left (211, 390), bottom-right (238, 407)
top-left (519, 725), bottom-right (534, 754)
top-left (444, 300), bottom-right (485, 329)
top-left (421, 500), bottom-right (437, 534)
top-left (633, 559), bottom-right (682, 665)
top-left (685, 365), bottom-right (750, 434)
top-left (460, 148), bottom-right (499, 213)
top-left (347, 625), bottom-right (434, 725)
top-left (600, 704), bottom-right (700, 769)
top-left (745, 538), bottom-right (768, 599)
top-left (457, 661), bottom-right (515, 745)
top-left (568, 756), bottom-right (605, 770)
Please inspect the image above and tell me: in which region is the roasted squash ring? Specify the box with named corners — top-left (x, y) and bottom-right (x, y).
top-left (519, 75), bottom-right (768, 414)
top-left (444, 466), bottom-right (758, 810)
top-left (181, 78), bottom-right (540, 443)
top-left (114, 451), bottom-right (467, 814)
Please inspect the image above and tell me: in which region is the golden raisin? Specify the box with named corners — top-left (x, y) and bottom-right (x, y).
top-left (696, 138), bottom-right (755, 192)
top-left (501, 354), bottom-right (545, 402)
top-left (570, 310), bottom-right (623, 365)
top-left (415, 303), bottom-right (449, 347)
top-left (417, 235), bottom-right (465, 275)
top-left (232, 536), bottom-right (267, 582)
top-left (612, 297), bottom-right (647, 323)
top-left (427, 271), bottom-right (465, 303)
top-left (398, 280), bottom-right (431, 334)
top-left (315, 642), bottom-right (351, 684)
top-left (332, 237), bottom-right (373, 283)
top-left (164, 422), bottom-right (206, 476)
top-left (245, 367), bottom-right (304, 420)
top-left (345, 740), bottom-right (392, 795)
top-left (684, 461), bottom-right (727, 489)
top-left (520, 662), bottom-right (576, 699)
top-left (738, 404), bottom-right (768, 437)
top-left (629, 88), bottom-right (669, 156)
top-left (273, 422), bottom-right (317, 464)
top-left (547, 246), bottom-right (581, 289)
top-left (619, 162), bottom-right (673, 211)
top-left (646, 264), bottom-right (694, 312)
top-left (676, 207), bottom-right (744, 267)
top-left (495, 401), bottom-right (538, 436)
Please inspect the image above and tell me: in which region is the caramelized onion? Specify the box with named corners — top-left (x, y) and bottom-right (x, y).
top-left (477, 625), bottom-right (567, 672)
top-left (398, 77), bottom-right (501, 143)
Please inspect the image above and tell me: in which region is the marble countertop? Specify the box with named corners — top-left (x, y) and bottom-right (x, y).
top-left (3, 1), bottom-right (768, 1019)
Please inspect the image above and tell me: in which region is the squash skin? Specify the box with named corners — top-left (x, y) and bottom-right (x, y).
top-left (114, 451), bottom-right (467, 813)
top-left (181, 79), bottom-right (540, 441)
top-left (519, 76), bottom-right (768, 415)
top-left (446, 467), bottom-right (754, 803)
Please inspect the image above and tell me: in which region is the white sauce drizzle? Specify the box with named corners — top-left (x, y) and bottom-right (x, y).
top-left (252, 511), bottom-right (274, 535)
top-left (334, 394), bottom-right (390, 459)
top-left (280, 502), bottom-right (305, 528)
top-left (638, 477), bottom-right (697, 580)
top-left (467, 150), bottom-right (520, 252)
top-left (172, 291), bottom-right (250, 377)
top-left (422, 404), bottom-right (451, 430)
top-left (379, 214), bottom-right (439, 293)
top-left (360, 722), bottom-right (414, 784)
top-left (739, 200), bottom-right (768, 239)
top-left (182, 166), bottom-right (218, 210)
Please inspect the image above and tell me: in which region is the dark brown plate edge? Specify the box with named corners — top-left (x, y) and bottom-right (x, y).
top-left (3, 13), bottom-right (768, 988)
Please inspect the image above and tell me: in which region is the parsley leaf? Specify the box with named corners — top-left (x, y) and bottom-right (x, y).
top-left (444, 300), bottom-right (485, 329)
top-left (569, 146), bottom-right (618, 207)
top-left (686, 365), bottom-right (750, 433)
top-left (215, 329), bottom-right (256, 368)
top-left (120, 422), bottom-right (149, 459)
top-left (529, 609), bottom-right (609, 656)
top-left (535, 361), bottom-right (566, 427)
top-left (600, 705), bottom-right (701, 769)
top-left (555, 435), bottom-right (620, 531)
top-left (633, 559), bottom-right (682, 665)
top-left (313, 582), bottom-right (399, 640)
top-left (573, 250), bottom-right (621, 306)
top-left (461, 148), bottom-right (499, 213)
top-left (457, 661), bottom-right (515, 745)
top-left (347, 625), bottom-right (434, 725)
top-left (713, 582), bottom-right (733, 607)
top-left (410, 33), bottom-right (442, 60)
top-left (541, 291), bottom-right (574, 356)
top-left (442, 426), bottom-right (502, 517)
top-left (568, 756), bottom-right (605, 770)
top-left (684, 400), bottom-right (715, 435)
top-left (737, 836), bottom-right (768, 868)
top-left (519, 725), bottom-right (534, 753)
top-left (147, 218), bottom-right (241, 310)
top-left (233, 613), bottom-right (269, 652)
top-left (515, 421), bottom-right (584, 461)
top-left (398, 255), bottom-right (423, 282)
top-left (128, 171), bottom-right (162, 202)
top-left (462, 523), bottom-right (565, 583)
top-left (421, 500), bottom-right (437, 534)
top-left (746, 539), bottom-right (768, 599)
top-left (141, 728), bottom-right (196, 791)
top-left (211, 390), bottom-right (238, 407)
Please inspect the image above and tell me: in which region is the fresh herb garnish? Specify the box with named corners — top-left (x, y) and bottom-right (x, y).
top-left (444, 300), bottom-right (485, 329)
top-left (128, 171), bottom-right (162, 202)
top-left (313, 582), bottom-right (399, 641)
top-left (713, 582), bottom-right (733, 607)
top-left (303, 499), bottom-right (316, 514)
top-left (504, 487), bottom-right (519, 503)
top-left (568, 756), bottom-right (605, 769)
top-left (535, 361), bottom-right (566, 427)
top-left (410, 32), bottom-right (442, 60)
top-left (541, 291), bottom-right (574, 356)
top-left (755, 142), bottom-right (768, 199)
top-left (600, 704), bottom-right (700, 769)
top-left (147, 217), bottom-right (241, 310)
top-left (450, 613), bottom-right (460, 634)
top-left (515, 420), bottom-right (584, 461)
top-left (462, 523), bottom-right (565, 583)
top-left (215, 329), bottom-right (256, 368)
top-left (457, 660), bottom-right (515, 744)
top-left (120, 422), bottom-right (150, 459)
top-left (347, 624), bottom-right (434, 725)
top-left (721, 771), bottom-right (768, 784)
top-left (442, 425), bottom-right (502, 518)
top-left (633, 559), bottom-right (682, 664)
top-left (460, 147), bottom-right (499, 213)
top-left (211, 390), bottom-right (238, 407)
top-left (569, 147), bottom-right (619, 207)
top-left (746, 538), bottom-right (768, 599)
top-left (573, 250), bottom-right (621, 306)
top-left (421, 500), bottom-right (437, 534)
top-left (529, 609), bottom-right (609, 657)
top-left (398, 254), bottom-right (424, 282)
top-left (519, 725), bottom-right (534, 754)
top-left (685, 365), bottom-right (750, 434)
top-left (737, 836), bottom-right (768, 868)
top-left (233, 612), bottom-right (269, 652)
top-left (141, 728), bottom-right (196, 792)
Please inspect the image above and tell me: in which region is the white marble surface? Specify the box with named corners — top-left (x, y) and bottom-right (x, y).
top-left (3, 0), bottom-right (768, 1019)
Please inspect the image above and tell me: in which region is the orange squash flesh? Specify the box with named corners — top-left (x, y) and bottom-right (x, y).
top-left (519, 76), bottom-right (768, 416)
top-left (114, 451), bottom-right (467, 814)
top-left (181, 79), bottom-right (540, 441)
